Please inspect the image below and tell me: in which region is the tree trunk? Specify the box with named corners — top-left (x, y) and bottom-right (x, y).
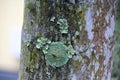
top-left (19, 0), bottom-right (118, 80)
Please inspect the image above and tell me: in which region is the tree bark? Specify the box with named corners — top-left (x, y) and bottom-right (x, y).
top-left (19, 0), bottom-right (118, 80)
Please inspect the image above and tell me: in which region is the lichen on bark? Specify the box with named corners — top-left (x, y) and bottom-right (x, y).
top-left (19, 0), bottom-right (117, 80)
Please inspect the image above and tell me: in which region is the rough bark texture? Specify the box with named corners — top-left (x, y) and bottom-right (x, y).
top-left (19, 0), bottom-right (117, 80)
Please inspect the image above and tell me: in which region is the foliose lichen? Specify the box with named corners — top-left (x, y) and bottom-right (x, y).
top-left (50, 16), bottom-right (56, 22)
top-left (36, 1), bottom-right (40, 8)
top-left (75, 31), bottom-right (80, 36)
top-left (26, 17), bottom-right (79, 68)
top-left (57, 18), bottom-right (69, 34)
top-left (35, 37), bottom-right (51, 54)
top-left (50, 17), bottom-right (69, 34)
top-left (67, 45), bottom-right (75, 58)
top-left (26, 41), bottom-right (31, 47)
top-left (45, 42), bottom-right (69, 67)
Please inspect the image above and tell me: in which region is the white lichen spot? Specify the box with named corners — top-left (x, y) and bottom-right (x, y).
top-left (90, 43), bottom-right (95, 48)
top-left (74, 45), bottom-right (80, 54)
top-left (88, 63), bottom-right (92, 70)
top-left (107, 71), bottom-right (111, 80)
top-left (96, 10), bottom-right (99, 16)
top-left (95, 54), bottom-right (99, 60)
top-left (73, 55), bottom-right (82, 62)
top-left (85, 49), bottom-right (91, 59)
top-left (95, 62), bottom-right (99, 73)
top-left (105, 15), bottom-right (115, 40)
top-left (92, 60), bottom-right (95, 65)
top-left (105, 12), bottom-right (110, 24)
top-left (81, 64), bottom-right (86, 73)
top-left (102, 76), bottom-right (106, 80)
top-left (91, 71), bottom-right (94, 80)
top-left (103, 43), bottom-right (111, 65)
top-left (85, 7), bottom-right (94, 40)
top-left (72, 74), bottom-right (77, 80)
top-left (80, 26), bottom-right (82, 31)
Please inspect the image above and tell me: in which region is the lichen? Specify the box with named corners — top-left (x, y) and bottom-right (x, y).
top-left (25, 16), bottom-right (77, 68)
top-left (75, 31), bottom-right (80, 36)
top-left (35, 37), bottom-right (51, 53)
top-left (57, 18), bottom-right (69, 34)
top-left (50, 16), bottom-right (56, 22)
top-left (36, 1), bottom-right (40, 8)
top-left (45, 42), bottom-right (69, 67)
top-left (66, 45), bottom-right (75, 58)
top-left (26, 40), bottom-right (31, 47)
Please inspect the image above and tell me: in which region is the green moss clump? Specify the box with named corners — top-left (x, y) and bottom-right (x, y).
top-left (45, 42), bottom-right (69, 67)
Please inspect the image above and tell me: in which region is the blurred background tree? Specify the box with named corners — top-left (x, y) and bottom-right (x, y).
top-left (112, 0), bottom-right (120, 80)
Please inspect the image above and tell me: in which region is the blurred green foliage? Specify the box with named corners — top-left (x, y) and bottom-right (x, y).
top-left (112, 1), bottom-right (120, 80)
top-left (116, 0), bottom-right (120, 20)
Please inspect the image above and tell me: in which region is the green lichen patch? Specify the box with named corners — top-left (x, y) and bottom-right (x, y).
top-left (50, 16), bottom-right (56, 22)
top-left (35, 37), bottom-right (51, 54)
top-left (36, 1), bottom-right (40, 8)
top-left (26, 41), bottom-right (31, 47)
top-left (57, 18), bottom-right (69, 34)
top-left (67, 45), bottom-right (75, 58)
top-left (75, 31), bottom-right (80, 36)
top-left (35, 37), bottom-right (51, 49)
top-left (60, 37), bottom-right (67, 44)
top-left (42, 45), bottom-right (49, 54)
top-left (45, 42), bottom-right (69, 67)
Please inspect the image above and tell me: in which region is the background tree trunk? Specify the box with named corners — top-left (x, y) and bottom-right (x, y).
top-left (19, 0), bottom-right (118, 80)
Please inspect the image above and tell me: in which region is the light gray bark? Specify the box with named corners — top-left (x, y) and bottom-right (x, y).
top-left (19, 0), bottom-right (118, 80)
